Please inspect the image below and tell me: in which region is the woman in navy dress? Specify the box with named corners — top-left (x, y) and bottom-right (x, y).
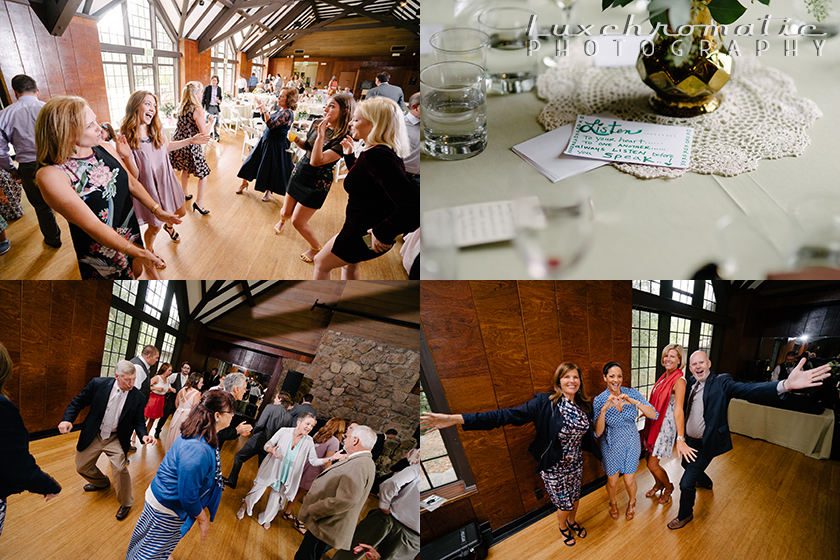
top-left (420, 363), bottom-right (600, 547)
top-left (236, 87), bottom-right (296, 202)
top-left (593, 362), bottom-right (657, 520)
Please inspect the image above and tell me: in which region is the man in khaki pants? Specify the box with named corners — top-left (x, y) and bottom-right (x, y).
top-left (58, 361), bottom-right (156, 521)
top-left (295, 425), bottom-right (377, 560)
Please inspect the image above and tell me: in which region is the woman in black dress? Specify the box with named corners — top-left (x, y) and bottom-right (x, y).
top-left (312, 97), bottom-right (419, 279)
top-left (35, 96), bottom-right (176, 279)
top-left (273, 93), bottom-right (354, 263)
top-left (236, 87), bottom-right (296, 202)
top-left (169, 81), bottom-right (214, 214)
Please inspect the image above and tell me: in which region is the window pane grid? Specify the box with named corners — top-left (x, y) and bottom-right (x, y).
top-left (135, 322), bottom-right (159, 356)
top-left (102, 308), bottom-right (132, 376)
top-left (167, 295), bottom-right (180, 329)
top-left (156, 18), bottom-right (174, 50)
top-left (699, 322), bottom-right (714, 353)
top-left (102, 55), bottom-right (130, 127)
top-left (632, 309), bottom-right (659, 400)
top-left (672, 280), bottom-right (694, 305)
top-left (670, 316), bottom-right (692, 348)
top-left (112, 280), bottom-right (137, 305)
top-left (703, 281), bottom-right (717, 312)
top-left (632, 280), bottom-right (660, 296)
top-left (419, 384), bottom-right (457, 492)
top-left (160, 332), bottom-right (176, 364)
top-left (98, 5), bottom-right (125, 45)
top-left (143, 280), bottom-right (168, 319)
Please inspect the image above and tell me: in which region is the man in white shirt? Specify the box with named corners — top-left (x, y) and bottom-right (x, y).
top-left (332, 449), bottom-right (420, 560)
top-left (770, 351), bottom-right (798, 382)
top-left (669, 351), bottom-right (831, 530)
top-left (129, 344), bottom-right (159, 402)
top-left (236, 74), bottom-right (247, 94)
top-left (58, 361), bottom-right (156, 520)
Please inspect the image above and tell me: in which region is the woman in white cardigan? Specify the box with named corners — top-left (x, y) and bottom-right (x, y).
top-left (236, 413), bottom-right (342, 529)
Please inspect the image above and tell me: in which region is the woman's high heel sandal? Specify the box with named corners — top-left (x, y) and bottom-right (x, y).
top-left (609, 501), bottom-right (619, 519)
top-left (626, 500), bottom-right (636, 520)
top-left (558, 524), bottom-right (575, 547)
top-left (192, 202), bottom-right (209, 215)
top-left (645, 483), bottom-right (664, 498)
top-left (566, 520), bottom-right (586, 539)
top-left (299, 246), bottom-right (321, 264)
top-left (659, 483), bottom-right (674, 504)
top-left (236, 182), bottom-right (248, 194)
top-left (273, 220), bottom-right (286, 234)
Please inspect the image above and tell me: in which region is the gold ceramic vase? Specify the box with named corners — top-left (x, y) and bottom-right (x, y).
top-left (636, 1), bottom-right (734, 117)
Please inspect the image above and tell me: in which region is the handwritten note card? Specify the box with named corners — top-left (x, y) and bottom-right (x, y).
top-left (564, 115), bottom-right (693, 168)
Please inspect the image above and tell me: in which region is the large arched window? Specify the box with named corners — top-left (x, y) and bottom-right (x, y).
top-left (98, 0), bottom-right (180, 124)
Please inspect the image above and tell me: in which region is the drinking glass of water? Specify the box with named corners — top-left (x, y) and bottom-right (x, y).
top-left (430, 28), bottom-right (491, 68)
top-left (420, 61), bottom-right (487, 161)
top-left (512, 191), bottom-right (594, 279)
top-left (478, 7), bottom-right (539, 95)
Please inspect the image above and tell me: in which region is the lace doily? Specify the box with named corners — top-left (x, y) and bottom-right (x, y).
top-left (536, 46), bottom-right (822, 178)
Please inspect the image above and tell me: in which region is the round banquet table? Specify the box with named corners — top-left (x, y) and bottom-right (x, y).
top-left (421, 0), bottom-right (840, 279)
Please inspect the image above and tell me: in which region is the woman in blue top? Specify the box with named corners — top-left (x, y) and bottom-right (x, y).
top-left (420, 362), bottom-right (600, 547)
top-left (126, 390), bottom-right (235, 560)
top-left (593, 362), bottom-right (657, 521)
top-left (237, 412), bottom-right (340, 529)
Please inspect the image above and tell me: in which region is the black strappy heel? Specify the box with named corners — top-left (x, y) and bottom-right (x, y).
top-left (558, 524), bottom-right (575, 546)
top-left (566, 520), bottom-right (587, 538)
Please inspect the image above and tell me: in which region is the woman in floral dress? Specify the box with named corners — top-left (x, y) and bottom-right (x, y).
top-left (34, 96), bottom-right (178, 279)
top-left (169, 81), bottom-right (214, 214)
top-left (420, 363), bottom-right (600, 547)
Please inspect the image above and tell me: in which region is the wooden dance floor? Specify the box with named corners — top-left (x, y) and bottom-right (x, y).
top-left (0, 129), bottom-right (409, 280)
top-left (485, 434), bottom-right (839, 560)
top-left (0, 420), bottom-right (378, 559)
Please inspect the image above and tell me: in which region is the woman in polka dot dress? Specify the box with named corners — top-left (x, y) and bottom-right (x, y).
top-left (594, 362), bottom-right (657, 520)
top-left (420, 363), bottom-right (600, 547)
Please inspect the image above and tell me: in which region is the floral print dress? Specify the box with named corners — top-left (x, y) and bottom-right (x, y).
top-left (55, 145), bottom-right (141, 279)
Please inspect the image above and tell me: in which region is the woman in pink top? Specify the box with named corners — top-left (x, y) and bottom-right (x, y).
top-left (117, 90), bottom-right (209, 266)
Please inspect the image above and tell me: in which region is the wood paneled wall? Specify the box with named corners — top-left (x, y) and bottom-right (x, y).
top-left (238, 52), bottom-right (252, 83)
top-left (268, 58), bottom-right (293, 82)
top-left (0, 281), bottom-right (113, 434)
top-left (0, 0), bottom-right (109, 121)
top-left (179, 38), bottom-right (211, 92)
top-left (420, 281), bottom-right (632, 531)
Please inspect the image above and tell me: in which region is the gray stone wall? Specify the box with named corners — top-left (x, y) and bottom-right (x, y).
top-left (281, 330), bottom-right (419, 455)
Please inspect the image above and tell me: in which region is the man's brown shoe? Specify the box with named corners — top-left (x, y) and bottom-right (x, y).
top-left (116, 505), bottom-right (131, 520)
top-left (83, 483), bottom-right (107, 492)
top-left (667, 515), bottom-right (693, 530)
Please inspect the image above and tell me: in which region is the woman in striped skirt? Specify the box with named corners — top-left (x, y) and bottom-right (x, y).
top-left (126, 390), bottom-right (235, 560)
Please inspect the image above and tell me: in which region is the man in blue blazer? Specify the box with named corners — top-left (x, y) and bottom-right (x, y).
top-left (669, 350), bottom-right (831, 529)
top-left (58, 360), bottom-right (157, 521)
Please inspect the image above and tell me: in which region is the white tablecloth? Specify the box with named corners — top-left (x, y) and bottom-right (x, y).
top-left (421, 0), bottom-right (840, 279)
top-left (221, 103), bottom-right (254, 120)
top-left (728, 398), bottom-right (835, 459)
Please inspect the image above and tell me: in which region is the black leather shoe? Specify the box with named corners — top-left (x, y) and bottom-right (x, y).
top-left (667, 515), bottom-right (693, 530)
top-left (116, 505), bottom-right (131, 520)
top-left (45, 239), bottom-right (62, 249)
top-left (695, 480), bottom-right (713, 490)
top-left (223, 477), bottom-right (236, 489)
top-left (83, 483), bottom-right (108, 492)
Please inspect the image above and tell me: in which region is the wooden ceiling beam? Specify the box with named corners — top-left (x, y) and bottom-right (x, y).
top-left (197, 0), bottom-right (292, 53)
top-left (315, 0), bottom-right (417, 34)
top-left (186, 0), bottom-right (218, 38)
top-left (244, 0), bottom-right (310, 58)
top-left (178, 0), bottom-right (191, 36)
top-left (262, 10), bottom-right (345, 55)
